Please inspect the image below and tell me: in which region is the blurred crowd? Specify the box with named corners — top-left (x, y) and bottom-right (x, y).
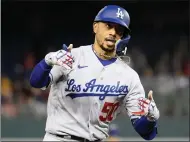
top-left (1, 34), bottom-right (189, 119)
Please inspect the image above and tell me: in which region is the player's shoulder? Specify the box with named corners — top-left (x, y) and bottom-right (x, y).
top-left (71, 44), bottom-right (92, 52)
top-left (116, 59), bottom-right (140, 79)
top-left (71, 44), bottom-right (92, 56)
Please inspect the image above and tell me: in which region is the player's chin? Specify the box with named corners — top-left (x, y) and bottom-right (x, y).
top-left (103, 43), bottom-right (115, 49)
top-left (106, 45), bottom-right (115, 51)
top-left (101, 45), bottom-right (115, 52)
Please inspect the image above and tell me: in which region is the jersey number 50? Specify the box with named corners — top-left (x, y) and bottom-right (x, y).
top-left (99, 102), bottom-right (119, 122)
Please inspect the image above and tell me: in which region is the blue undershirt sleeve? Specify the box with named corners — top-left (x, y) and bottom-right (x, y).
top-left (131, 116), bottom-right (158, 140)
top-left (30, 59), bottom-right (52, 88)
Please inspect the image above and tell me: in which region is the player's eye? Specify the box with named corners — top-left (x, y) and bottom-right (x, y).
top-left (106, 23), bottom-right (112, 29)
top-left (115, 26), bottom-right (125, 37)
top-left (105, 22), bottom-right (125, 37)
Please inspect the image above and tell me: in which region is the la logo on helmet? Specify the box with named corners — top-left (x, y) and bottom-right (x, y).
top-left (116, 8), bottom-right (124, 19)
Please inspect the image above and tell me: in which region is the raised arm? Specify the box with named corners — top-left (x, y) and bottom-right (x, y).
top-left (30, 44), bottom-right (74, 89)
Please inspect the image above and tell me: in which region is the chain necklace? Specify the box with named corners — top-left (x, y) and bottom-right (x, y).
top-left (92, 47), bottom-right (117, 60)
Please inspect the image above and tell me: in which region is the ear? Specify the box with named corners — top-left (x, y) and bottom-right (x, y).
top-left (93, 22), bottom-right (98, 34)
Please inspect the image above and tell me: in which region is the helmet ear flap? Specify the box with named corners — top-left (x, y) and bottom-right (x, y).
top-left (115, 35), bottom-right (131, 54)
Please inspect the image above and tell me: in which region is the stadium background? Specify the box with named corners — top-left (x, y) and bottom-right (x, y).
top-left (1, 0), bottom-right (189, 141)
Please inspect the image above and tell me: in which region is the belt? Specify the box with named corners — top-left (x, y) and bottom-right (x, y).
top-left (54, 133), bottom-right (101, 142)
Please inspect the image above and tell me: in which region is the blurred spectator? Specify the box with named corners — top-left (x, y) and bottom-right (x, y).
top-left (23, 52), bottom-right (36, 80)
top-left (131, 46), bottom-right (151, 76)
top-left (155, 51), bottom-right (171, 75)
top-left (18, 87), bottom-right (47, 119)
top-left (1, 74), bottom-right (13, 102)
top-left (172, 35), bottom-right (188, 76)
top-left (1, 97), bottom-right (18, 118)
top-left (183, 58), bottom-right (190, 76)
top-left (1, 74), bottom-right (18, 118)
top-left (173, 75), bottom-right (189, 117)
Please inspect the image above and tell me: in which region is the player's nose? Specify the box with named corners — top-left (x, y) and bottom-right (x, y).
top-left (109, 28), bottom-right (117, 37)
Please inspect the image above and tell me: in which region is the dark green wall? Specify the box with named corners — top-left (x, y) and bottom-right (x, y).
top-left (2, 115), bottom-right (189, 138)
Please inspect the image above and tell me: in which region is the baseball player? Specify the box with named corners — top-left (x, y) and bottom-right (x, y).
top-left (30, 5), bottom-right (160, 141)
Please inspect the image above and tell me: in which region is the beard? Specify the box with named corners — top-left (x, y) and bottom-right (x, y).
top-left (95, 34), bottom-right (116, 53)
top-left (100, 44), bottom-right (115, 53)
top-left (98, 38), bottom-right (116, 53)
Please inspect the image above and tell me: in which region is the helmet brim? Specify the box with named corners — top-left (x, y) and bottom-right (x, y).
top-left (94, 18), bottom-right (131, 34)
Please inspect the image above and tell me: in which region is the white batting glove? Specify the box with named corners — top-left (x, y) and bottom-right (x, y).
top-left (45, 44), bottom-right (74, 70)
top-left (135, 91), bottom-right (160, 121)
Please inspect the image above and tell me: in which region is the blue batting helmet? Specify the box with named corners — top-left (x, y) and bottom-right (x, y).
top-left (94, 5), bottom-right (131, 54)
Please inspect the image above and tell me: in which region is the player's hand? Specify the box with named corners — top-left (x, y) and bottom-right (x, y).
top-left (146, 90), bottom-right (160, 121)
top-left (45, 44), bottom-right (74, 69)
top-left (133, 90), bottom-right (160, 121)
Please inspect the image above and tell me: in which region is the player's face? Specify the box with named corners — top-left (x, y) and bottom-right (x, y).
top-left (93, 22), bottom-right (125, 52)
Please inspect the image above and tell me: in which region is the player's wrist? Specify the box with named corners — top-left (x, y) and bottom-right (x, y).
top-left (146, 115), bottom-right (156, 122)
top-left (45, 52), bottom-right (55, 66)
top-left (43, 59), bottom-right (53, 69)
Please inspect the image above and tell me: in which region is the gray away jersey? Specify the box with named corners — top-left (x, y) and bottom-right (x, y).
top-left (44, 45), bottom-right (145, 141)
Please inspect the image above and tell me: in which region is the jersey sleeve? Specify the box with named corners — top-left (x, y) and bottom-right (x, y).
top-left (40, 65), bottom-right (67, 90)
top-left (50, 65), bottom-right (67, 84)
top-left (122, 72), bottom-right (145, 120)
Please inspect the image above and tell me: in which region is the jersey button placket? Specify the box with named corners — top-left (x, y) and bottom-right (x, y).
top-left (98, 67), bottom-right (105, 80)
